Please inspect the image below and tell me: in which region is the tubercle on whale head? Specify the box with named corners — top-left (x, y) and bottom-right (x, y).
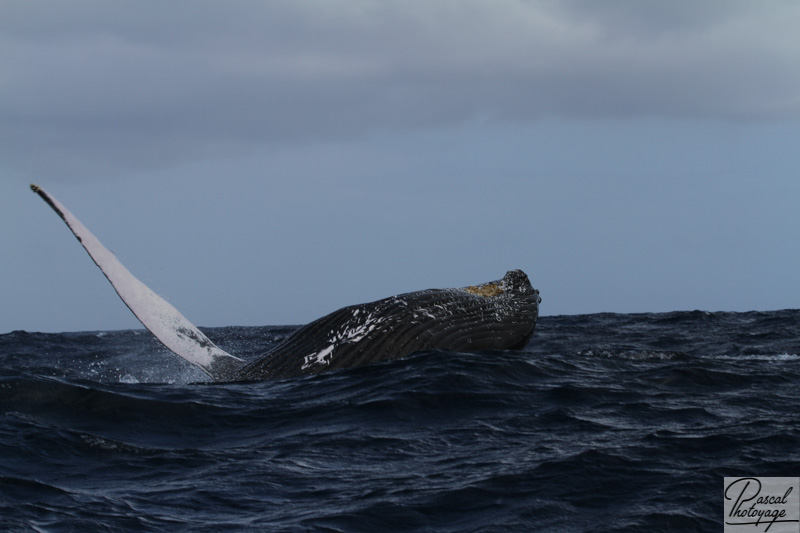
top-left (502, 269), bottom-right (531, 294)
top-left (464, 269), bottom-right (540, 301)
top-left (502, 269), bottom-right (541, 303)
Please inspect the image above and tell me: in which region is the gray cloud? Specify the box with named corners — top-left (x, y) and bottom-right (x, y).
top-left (2, 0), bottom-right (799, 179)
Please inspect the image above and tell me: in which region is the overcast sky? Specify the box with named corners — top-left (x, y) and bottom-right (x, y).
top-left (3, 1), bottom-right (800, 333)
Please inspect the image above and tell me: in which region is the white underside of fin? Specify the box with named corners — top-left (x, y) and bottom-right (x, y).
top-left (31, 185), bottom-right (243, 381)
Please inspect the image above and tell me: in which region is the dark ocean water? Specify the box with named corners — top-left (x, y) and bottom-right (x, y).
top-left (1, 310), bottom-right (799, 532)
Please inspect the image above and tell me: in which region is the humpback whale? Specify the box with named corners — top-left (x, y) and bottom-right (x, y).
top-left (30, 184), bottom-right (541, 382)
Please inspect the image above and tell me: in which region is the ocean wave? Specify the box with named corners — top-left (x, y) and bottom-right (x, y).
top-left (2, 310), bottom-right (799, 530)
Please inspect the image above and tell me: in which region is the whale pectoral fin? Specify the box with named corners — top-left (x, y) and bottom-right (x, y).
top-left (30, 184), bottom-right (244, 382)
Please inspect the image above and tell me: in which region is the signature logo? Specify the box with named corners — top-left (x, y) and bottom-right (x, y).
top-left (724, 478), bottom-right (800, 533)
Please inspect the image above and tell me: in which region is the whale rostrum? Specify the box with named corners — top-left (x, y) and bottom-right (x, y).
top-left (30, 184), bottom-right (541, 382)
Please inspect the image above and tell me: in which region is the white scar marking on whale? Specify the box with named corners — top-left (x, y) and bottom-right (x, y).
top-left (414, 308), bottom-right (437, 320)
top-left (302, 311), bottom-right (388, 370)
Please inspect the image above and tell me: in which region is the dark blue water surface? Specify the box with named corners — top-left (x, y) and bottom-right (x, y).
top-left (1, 310), bottom-right (799, 532)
